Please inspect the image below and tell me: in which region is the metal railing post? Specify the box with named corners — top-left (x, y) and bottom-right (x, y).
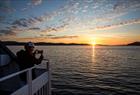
top-left (46, 60), bottom-right (51, 95)
top-left (27, 69), bottom-right (32, 95)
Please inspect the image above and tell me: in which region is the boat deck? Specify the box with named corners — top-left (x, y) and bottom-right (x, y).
top-left (0, 62), bottom-right (51, 95)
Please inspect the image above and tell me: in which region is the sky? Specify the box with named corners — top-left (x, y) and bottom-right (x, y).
top-left (0, 0), bottom-right (140, 45)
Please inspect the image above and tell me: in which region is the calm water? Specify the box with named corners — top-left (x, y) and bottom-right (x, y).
top-left (9, 46), bottom-right (140, 95)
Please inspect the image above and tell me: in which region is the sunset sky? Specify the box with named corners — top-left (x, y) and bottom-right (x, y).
top-left (0, 0), bottom-right (140, 45)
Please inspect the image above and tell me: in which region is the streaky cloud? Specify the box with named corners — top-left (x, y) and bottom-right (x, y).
top-left (49, 35), bottom-right (78, 39)
top-left (40, 34), bottom-right (54, 37)
top-left (0, 29), bottom-right (16, 36)
top-left (95, 18), bottom-right (140, 30)
top-left (11, 17), bottom-right (41, 28)
top-left (12, 18), bottom-right (29, 27)
top-left (41, 23), bottom-right (68, 33)
top-left (29, 27), bottom-right (40, 30)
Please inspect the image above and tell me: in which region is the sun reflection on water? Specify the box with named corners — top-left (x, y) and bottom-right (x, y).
top-left (92, 45), bottom-right (95, 63)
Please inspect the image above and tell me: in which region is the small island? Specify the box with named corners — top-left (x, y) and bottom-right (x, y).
top-left (127, 42), bottom-right (140, 46)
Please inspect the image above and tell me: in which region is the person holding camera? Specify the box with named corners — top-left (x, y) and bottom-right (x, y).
top-left (16, 42), bottom-right (44, 82)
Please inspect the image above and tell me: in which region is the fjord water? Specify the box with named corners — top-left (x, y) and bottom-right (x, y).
top-left (9, 46), bottom-right (140, 95)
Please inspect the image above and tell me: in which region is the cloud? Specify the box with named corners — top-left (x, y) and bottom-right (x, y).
top-left (31, 0), bottom-right (140, 35)
top-left (39, 34), bottom-right (54, 37)
top-left (0, 0), bottom-right (15, 13)
top-left (0, 29), bottom-right (16, 36)
top-left (113, 0), bottom-right (140, 11)
top-left (95, 18), bottom-right (140, 30)
top-left (31, 0), bottom-right (42, 5)
top-left (62, 0), bottom-right (140, 25)
top-left (41, 23), bottom-right (68, 33)
top-left (0, 25), bottom-right (25, 37)
top-left (12, 18), bottom-right (29, 27)
top-left (28, 27), bottom-right (40, 30)
top-left (11, 17), bottom-right (42, 28)
top-left (49, 35), bottom-right (78, 39)
top-left (0, 16), bottom-right (5, 22)
top-left (34, 16), bottom-right (45, 22)
top-left (21, 0), bottom-right (43, 11)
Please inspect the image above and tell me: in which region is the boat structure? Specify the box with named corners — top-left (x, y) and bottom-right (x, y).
top-left (0, 41), bottom-right (51, 95)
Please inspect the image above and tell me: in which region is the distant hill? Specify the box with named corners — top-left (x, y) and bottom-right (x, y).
top-left (0, 41), bottom-right (89, 46)
top-left (127, 42), bottom-right (140, 46)
top-left (0, 41), bottom-right (25, 45)
top-left (96, 42), bottom-right (140, 46)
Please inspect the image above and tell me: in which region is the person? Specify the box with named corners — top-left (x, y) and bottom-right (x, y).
top-left (16, 42), bottom-right (44, 82)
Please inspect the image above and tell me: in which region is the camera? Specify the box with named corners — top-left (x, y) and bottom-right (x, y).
top-left (35, 50), bottom-right (43, 54)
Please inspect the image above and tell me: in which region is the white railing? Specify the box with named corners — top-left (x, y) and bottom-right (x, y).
top-left (0, 60), bottom-right (51, 95)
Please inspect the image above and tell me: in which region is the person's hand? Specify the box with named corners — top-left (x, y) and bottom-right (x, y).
top-left (34, 50), bottom-right (43, 54)
top-left (34, 49), bottom-right (38, 54)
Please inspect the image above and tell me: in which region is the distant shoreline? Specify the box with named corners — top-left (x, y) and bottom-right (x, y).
top-left (1, 41), bottom-right (89, 46)
top-left (1, 41), bottom-right (140, 46)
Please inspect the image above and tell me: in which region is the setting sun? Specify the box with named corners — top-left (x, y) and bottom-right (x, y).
top-left (90, 40), bottom-right (96, 46)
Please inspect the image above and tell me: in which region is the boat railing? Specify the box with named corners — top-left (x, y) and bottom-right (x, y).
top-left (0, 59), bottom-right (51, 95)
